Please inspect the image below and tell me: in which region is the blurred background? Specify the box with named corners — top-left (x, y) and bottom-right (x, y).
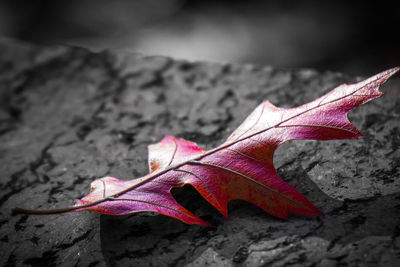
top-left (0, 0), bottom-right (398, 76)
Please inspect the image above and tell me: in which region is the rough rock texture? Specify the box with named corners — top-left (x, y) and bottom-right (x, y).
top-left (1, 38), bottom-right (399, 266)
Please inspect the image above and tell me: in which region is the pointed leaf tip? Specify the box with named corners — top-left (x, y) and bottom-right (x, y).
top-left (361, 67), bottom-right (399, 91)
top-left (384, 66), bottom-right (400, 76)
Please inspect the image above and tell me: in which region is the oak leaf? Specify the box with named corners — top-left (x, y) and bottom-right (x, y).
top-left (15, 68), bottom-right (399, 225)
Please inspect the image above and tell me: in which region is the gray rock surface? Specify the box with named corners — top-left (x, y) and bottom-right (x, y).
top-left (0, 38), bottom-right (399, 266)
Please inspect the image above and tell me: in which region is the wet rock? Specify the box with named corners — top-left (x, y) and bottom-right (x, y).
top-left (0, 39), bottom-right (399, 266)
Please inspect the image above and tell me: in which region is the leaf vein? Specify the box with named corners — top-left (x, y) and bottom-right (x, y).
top-left (187, 161), bottom-right (314, 212)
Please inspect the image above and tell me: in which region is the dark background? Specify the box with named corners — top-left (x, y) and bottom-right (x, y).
top-left (0, 0), bottom-right (398, 76)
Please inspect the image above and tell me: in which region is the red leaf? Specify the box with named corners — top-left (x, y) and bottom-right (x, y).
top-left (15, 68), bottom-right (399, 225)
